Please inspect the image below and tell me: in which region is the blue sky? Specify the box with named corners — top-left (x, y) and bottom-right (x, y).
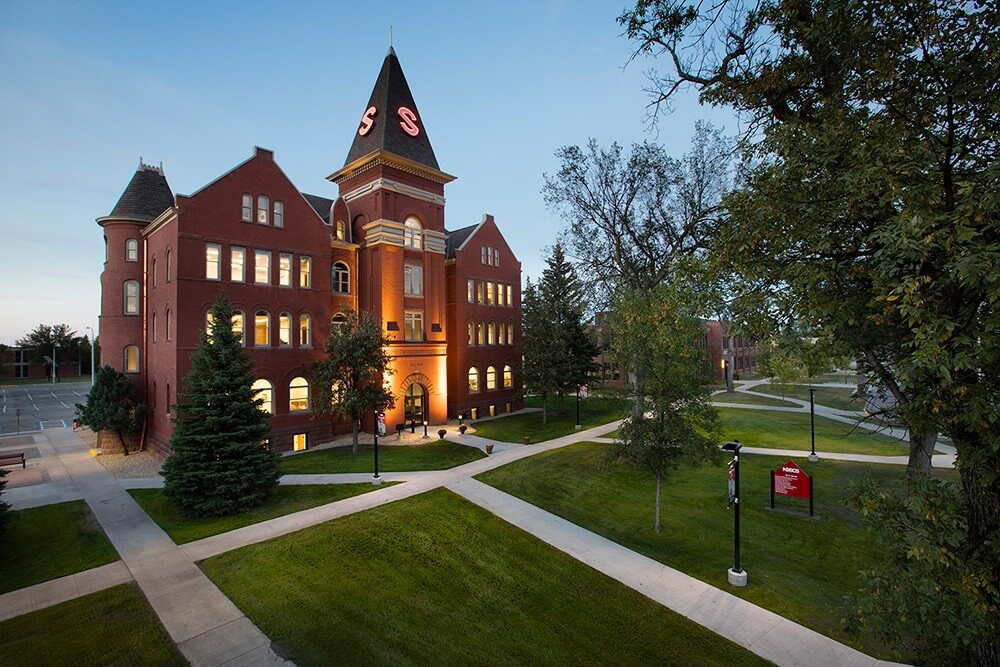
top-left (0, 0), bottom-right (735, 344)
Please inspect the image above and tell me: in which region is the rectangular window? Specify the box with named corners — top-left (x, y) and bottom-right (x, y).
top-left (404, 311), bottom-right (424, 341)
top-left (506, 284), bottom-right (513, 306)
top-left (497, 284), bottom-right (505, 306)
top-left (255, 250), bottom-right (271, 284)
top-left (467, 279), bottom-right (474, 303)
top-left (404, 264), bottom-right (423, 296)
top-left (476, 280), bottom-right (484, 304)
top-left (231, 246), bottom-right (245, 282)
top-left (299, 256), bottom-right (312, 288)
top-left (205, 243), bottom-right (221, 280)
top-left (279, 253), bottom-right (292, 286)
top-left (481, 246), bottom-right (487, 264)
top-left (486, 282), bottom-right (494, 305)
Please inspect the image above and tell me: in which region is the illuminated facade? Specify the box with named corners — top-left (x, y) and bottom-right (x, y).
top-left (97, 48), bottom-right (523, 456)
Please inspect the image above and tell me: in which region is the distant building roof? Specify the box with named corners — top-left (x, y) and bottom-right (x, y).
top-left (445, 224), bottom-right (477, 259)
top-left (301, 193), bottom-right (334, 224)
top-left (106, 160), bottom-right (174, 222)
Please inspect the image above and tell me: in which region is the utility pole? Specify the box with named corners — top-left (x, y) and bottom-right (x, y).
top-left (86, 326), bottom-right (96, 386)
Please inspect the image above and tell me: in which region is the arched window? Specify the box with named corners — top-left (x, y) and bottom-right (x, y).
top-left (124, 345), bottom-right (139, 372)
top-left (486, 366), bottom-right (497, 390)
top-left (289, 376), bottom-right (310, 412)
top-left (166, 383), bottom-right (171, 414)
top-left (299, 314), bottom-right (312, 347)
top-left (165, 249), bottom-right (172, 282)
top-left (468, 322), bottom-right (474, 345)
top-left (257, 195), bottom-right (269, 224)
top-left (468, 367), bottom-right (480, 392)
top-left (497, 322), bottom-right (505, 346)
top-left (477, 322), bottom-right (485, 345)
top-left (335, 220), bottom-right (347, 241)
top-left (503, 365), bottom-right (513, 388)
top-left (332, 262), bottom-right (350, 293)
top-left (278, 312), bottom-right (292, 347)
top-left (507, 321), bottom-right (514, 344)
top-left (151, 312), bottom-right (157, 342)
top-left (404, 217), bottom-right (422, 249)
top-left (151, 258), bottom-right (157, 288)
top-left (123, 280), bottom-right (139, 315)
top-left (205, 311), bottom-right (215, 343)
top-left (232, 311), bottom-right (245, 346)
top-left (165, 309), bottom-right (171, 341)
top-left (255, 311), bottom-right (270, 347)
top-left (487, 322), bottom-right (496, 345)
top-left (252, 379), bottom-right (273, 414)
top-left (241, 194), bottom-right (253, 221)
top-left (125, 238), bottom-right (138, 262)
top-left (273, 201), bottom-right (284, 228)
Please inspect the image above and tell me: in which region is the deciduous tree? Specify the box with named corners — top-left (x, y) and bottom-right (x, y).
top-left (308, 309), bottom-right (395, 452)
top-left (75, 365), bottom-right (148, 455)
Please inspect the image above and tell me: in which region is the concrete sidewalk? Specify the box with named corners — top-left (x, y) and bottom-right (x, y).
top-left (17, 428), bottom-right (291, 666)
top-left (448, 477), bottom-right (903, 667)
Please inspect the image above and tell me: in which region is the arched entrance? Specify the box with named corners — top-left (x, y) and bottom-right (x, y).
top-left (404, 383), bottom-right (426, 425)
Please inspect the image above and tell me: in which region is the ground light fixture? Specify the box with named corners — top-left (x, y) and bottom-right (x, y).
top-left (722, 440), bottom-right (747, 586)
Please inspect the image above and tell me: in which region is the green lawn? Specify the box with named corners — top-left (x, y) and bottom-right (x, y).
top-left (201, 488), bottom-right (768, 666)
top-left (476, 442), bottom-right (952, 663)
top-left (711, 391), bottom-right (799, 407)
top-left (472, 395), bottom-right (630, 443)
top-left (718, 407), bottom-right (911, 455)
top-left (130, 483), bottom-right (391, 544)
top-left (752, 384), bottom-right (863, 412)
top-left (0, 500), bottom-right (119, 594)
top-left (278, 440), bottom-right (485, 475)
top-left (0, 583), bottom-right (185, 666)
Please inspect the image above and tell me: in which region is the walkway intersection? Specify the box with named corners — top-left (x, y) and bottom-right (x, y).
top-left (0, 384), bottom-right (930, 666)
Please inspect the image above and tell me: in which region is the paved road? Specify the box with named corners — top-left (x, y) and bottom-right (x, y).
top-left (0, 381), bottom-right (91, 434)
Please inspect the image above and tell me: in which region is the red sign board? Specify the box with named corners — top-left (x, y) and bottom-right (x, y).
top-left (773, 460), bottom-right (811, 500)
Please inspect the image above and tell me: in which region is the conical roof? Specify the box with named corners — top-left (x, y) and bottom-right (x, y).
top-left (343, 47), bottom-right (439, 170)
top-left (105, 161), bottom-right (174, 222)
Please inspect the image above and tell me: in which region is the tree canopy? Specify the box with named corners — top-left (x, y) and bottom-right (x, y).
top-left (75, 365), bottom-right (147, 455)
top-left (308, 309), bottom-right (395, 452)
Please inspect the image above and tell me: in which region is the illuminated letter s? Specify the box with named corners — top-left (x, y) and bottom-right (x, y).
top-left (397, 106), bottom-right (420, 137)
top-left (358, 106), bottom-right (378, 136)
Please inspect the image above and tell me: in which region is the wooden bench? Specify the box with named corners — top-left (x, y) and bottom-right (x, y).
top-left (0, 452), bottom-right (26, 469)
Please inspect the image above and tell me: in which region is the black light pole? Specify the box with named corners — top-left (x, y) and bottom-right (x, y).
top-left (722, 440), bottom-right (747, 586)
top-left (372, 410), bottom-right (381, 484)
top-left (423, 420), bottom-right (428, 438)
top-left (575, 386), bottom-right (581, 429)
top-left (808, 388), bottom-right (819, 462)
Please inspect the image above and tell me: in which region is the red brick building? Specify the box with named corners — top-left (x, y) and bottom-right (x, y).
top-left (97, 48), bottom-right (523, 456)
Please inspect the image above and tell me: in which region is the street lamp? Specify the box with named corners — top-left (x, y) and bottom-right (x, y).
top-left (575, 386), bottom-right (581, 429)
top-left (722, 440), bottom-right (747, 586)
top-left (86, 326), bottom-right (96, 386)
top-left (808, 388), bottom-right (819, 462)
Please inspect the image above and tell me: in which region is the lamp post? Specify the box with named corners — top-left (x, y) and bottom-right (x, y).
top-left (52, 345), bottom-right (58, 384)
top-left (423, 420), bottom-right (428, 438)
top-left (722, 440), bottom-right (747, 586)
top-left (86, 326), bottom-right (96, 386)
top-left (372, 409), bottom-right (381, 485)
top-left (808, 388), bottom-right (819, 462)
top-left (575, 386), bottom-right (581, 429)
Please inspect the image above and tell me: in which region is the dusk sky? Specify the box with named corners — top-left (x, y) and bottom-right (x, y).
top-left (0, 0), bottom-right (736, 345)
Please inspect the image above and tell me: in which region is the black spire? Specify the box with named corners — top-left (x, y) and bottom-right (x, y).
top-left (106, 160), bottom-right (174, 222)
top-left (343, 47), bottom-right (440, 170)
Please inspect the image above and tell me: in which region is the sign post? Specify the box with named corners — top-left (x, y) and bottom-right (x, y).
top-left (722, 440), bottom-right (746, 586)
top-left (808, 388), bottom-right (819, 462)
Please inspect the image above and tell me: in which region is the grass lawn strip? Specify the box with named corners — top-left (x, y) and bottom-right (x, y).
top-left (472, 395), bottom-right (630, 443)
top-left (0, 500), bottom-right (119, 594)
top-left (477, 442), bottom-right (958, 663)
top-left (753, 384), bottom-right (863, 412)
top-left (201, 488), bottom-right (769, 666)
top-left (712, 391), bottom-right (799, 407)
top-left (718, 407), bottom-right (910, 456)
top-left (279, 439), bottom-right (484, 474)
top-left (0, 582), bottom-right (185, 666)
top-left (130, 483), bottom-right (393, 544)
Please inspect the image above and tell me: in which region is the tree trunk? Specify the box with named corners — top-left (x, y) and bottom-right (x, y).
top-left (351, 418), bottom-right (360, 453)
top-left (654, 474), bottom-right (662, 533)
top-left (541, 392), bottom-right (548, 425)
top-left (906, 430), bottom-right (936, 478)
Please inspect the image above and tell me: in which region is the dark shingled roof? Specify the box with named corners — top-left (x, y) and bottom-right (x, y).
top-left (445, 224), bottom-right (477, 259)
top-left (301, 193), bottom-right (334, 224)
top-left (344, 47), bottom-right (440, 170)
top-left (107, 162), bottom-right (174, 222)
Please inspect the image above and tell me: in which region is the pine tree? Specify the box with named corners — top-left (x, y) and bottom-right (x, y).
top-left (75, 365), bottom-right (148, 455)
top-left (162, 292), bottom-right (280, 516)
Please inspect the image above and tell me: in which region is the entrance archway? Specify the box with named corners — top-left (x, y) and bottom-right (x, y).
top-left (404, 383), bottom-right (426, 425)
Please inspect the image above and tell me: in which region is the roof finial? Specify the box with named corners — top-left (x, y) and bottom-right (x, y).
top-left (390, 25), bottom-right (393, 48)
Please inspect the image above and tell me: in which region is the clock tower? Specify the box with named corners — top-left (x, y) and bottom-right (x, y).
top-left (328, 47), bottom-right (456, 428)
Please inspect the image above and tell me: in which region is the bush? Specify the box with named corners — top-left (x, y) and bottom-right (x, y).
top-left (458, 425), bottom-right (467, 434)
top-left (437, 429), bottom-right (447, 439)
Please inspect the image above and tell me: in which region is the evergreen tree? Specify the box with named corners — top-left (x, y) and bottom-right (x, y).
top-left (521, 278), bottom-right (563, 424)
top-left (162, 293), bottom-right (280, 517)
top-left (308, 309), bottom-right (395, 452)
top-left (75, 365), bottom-right (148, 455)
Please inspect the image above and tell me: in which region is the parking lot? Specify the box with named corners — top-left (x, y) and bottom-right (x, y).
top-left (0, 381), bottom-right (91, 435)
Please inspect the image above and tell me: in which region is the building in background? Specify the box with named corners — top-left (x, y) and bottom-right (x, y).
top-left (97, 48), bottom-right (523, 456)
